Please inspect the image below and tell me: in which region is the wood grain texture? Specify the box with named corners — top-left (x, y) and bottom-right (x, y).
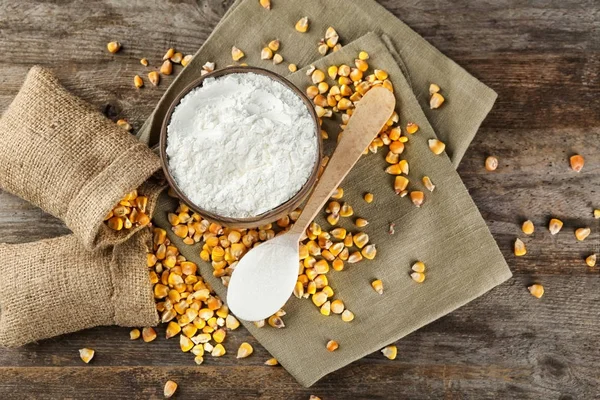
top-left (0, 0), bottom-right (598, 398)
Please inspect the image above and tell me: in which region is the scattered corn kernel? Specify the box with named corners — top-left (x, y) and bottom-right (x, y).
top-left (361, 244), bottom-right (377, 260)
top-left (331, 187), bottom-right (344, 199)
top-left (288, 64), bottom-right (298, 72)
top-left (522, 220), bottom-right (534, 235)
top-left (575, 227), bottom-right (591, 241)
top-left (326, 340), bottom-right (339, 352)
top-left (259, 0), bottom-right (271, 9)
top-left (106, 41), bottom-right (121, 53)
top-left (381, 345), bottom-right (397, 360)
top-left (295, 17), bottom-right (309, 32)
top-left (320, 301), bottom-right (331, 316)
top-left (406, 122), bottom-right (419, 134)
top-left (412, 261), bottom-right (425, 273)
top-left (394, 176), bottom-right (409, 194)
top-left (211, 344), bottom-right (226, 357)
top-left (594, 209), bottom-right (600, 219)
top-left (514, 238), bottom-right (527, 256)
top-left (355, 218), bottom-right (369, 228)
top-left (142, 327), bottom-right (157, 342)
top-left (231, 46), bottom-right (245, 61)
top-left (422, 176), bottom-right (435, 192)
top-left (410, 191), bottom-right (424, 207)
top-left (160, 60), bottom-right (173, 75)
top-left (430, 92), bottom-right (445, 109)
top-left (363, 193), bottom-right (374, 203)
top-left (429, 83), bottom-right (440, 94)
top-left (341, 309), bottom-right (354, 322)
top-left (570, 154), bottom-right (584, 172)
top-left (148, 71), bottom-right (160, 86)
top-left (181, 55), bottom-right (193, 67)
top-left (273, 53), bottom-right (284, 65)
top-left (261, 47), bottom-right (274, 60)
top-left (371, 279), bottom-right (383, 294)
top-left (163, 380), bottom-right (178, 399)
top-left (549, 218), bottom-right (563, 235)
top-left (585, 254), bottom-right (596, 267)
top-left (130, 328), bottom-right (141, 340)
top-left (428, 139), bottom-right (446, 155)
top-left (411, 272), bottom-right (425, 283)
top-left (485, 156), bottom-right (499, 171)
top-left (237, 342), bottom-right (254, 358)
top-left (358, 51), bottom-right (369, 60)
top-left (134, 75), bottom-right (144, 88)
top-left (265, 358), bottom-right (279, 365)
top-left (528, 284), bottom-right (544, 298)
top-left (79, 348), bottom-right (95, 364)
top-left (267, 314), bottom-right (285, 329)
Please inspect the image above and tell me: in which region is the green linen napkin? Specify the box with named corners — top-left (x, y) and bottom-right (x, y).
top-left (138, 0), bottom-right (497, 167)
top-left (142, 30), bottom-right (511, 387)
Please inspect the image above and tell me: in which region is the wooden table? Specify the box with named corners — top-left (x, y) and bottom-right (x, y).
top-left (0, 0), bottom-right (598, 398)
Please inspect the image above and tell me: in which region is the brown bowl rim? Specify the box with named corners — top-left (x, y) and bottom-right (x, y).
top-left (159, 66), bottom-right (322, 229)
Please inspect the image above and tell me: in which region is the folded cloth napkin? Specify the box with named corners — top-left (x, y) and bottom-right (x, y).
top-left (140, 9), bottom-right (512, 385)
top-left (138, 0), bottom-right (497, 167)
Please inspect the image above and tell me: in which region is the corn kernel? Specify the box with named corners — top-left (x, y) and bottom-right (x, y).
top-left (528, 284), bottom-right (544, 298)
top-left (212, 328), bottom-right (226, 343)
top-left (332, 258), bottom-right (344, 271)
top-left (410, 191), bottom-right (424, 207)
top-left (331, 187), bottom-right (344, 199)
top-left (261, 47), bottom-right (273, 60)
top-left (412, 261), bottom-right (426, 273)
top-left (142, 327), bottom-right (157, 342)
top-left (267, 314), bottom-right (285, 328)
top-left (355, 218), bottom-right (369, 228)
top-left (371, 279), bottom-right (384, 294)
top-left (79, 348), bottom-right (95, 364)
top-left (522, 220), bottom-right (534, 235)
top-left (211, 344), bottom-right (226, 357)
top-left (348, 251), bottom-right (363, 263)
top-left (585, 254), bottom-right (596, 267)
top-left (148, 71), bottom-right (160, 86)
top-left (295, 17), bottom-right (309, 32)
top-left (514, 238), bottom-right (527, 256)
top-left (353, 232), bottom-right (369, 249)
top-left (429, 83), bottom-right (441, 94)
top-left (428, 139), bottom-right (446, 155)
top-left (130, 328), bottom-right (141, 340)
top-left (106, 41), bottom-right (121, 53)
top-left (549, 218), bottom-right (563, 235)
top-left (422, 176), bottom-right (435, 192)
top-left (575, 227), bottom-right (591, 241)
top-left (259, 0), bottom-right (271, 9)
top-left (320, 301), bottom-right (331, 316)
top-left (381, 345), bottom-right (397, 360)
top-left (326, 340), bottom-right (339, 352)
top-left (163, 380), bottom-right (178, 399)
top-left (361, 244), bottom-right (376, 260)
top-left (570, 154), bottom-right (584, 172)
top-left (265, 358), bottom-right (279, 365)
top-left (485, 156), bottom-right (499, 171)
top-left (430, 92), bottom-right (445, 109)
top-left (237, 342), bottom-right (253, 359)
top-left (411, 272), bottom-right (425, 283)
top-left (339, 202), bottom-right (354, 217)
top-left (312, 291), bottom-right (328, 307)
top-left (231, 46), bottom-right (245, 61)
top-left (406, 122), bottom-right (419, 134)
top-left (288, 64), bottom-right (298, 72)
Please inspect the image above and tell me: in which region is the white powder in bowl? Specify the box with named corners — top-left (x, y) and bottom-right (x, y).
top-left (166, 72), bottom-right (318, 218)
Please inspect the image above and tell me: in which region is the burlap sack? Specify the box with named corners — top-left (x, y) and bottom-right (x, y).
top-left (0, 229), bottom-right (158, 348)
top-left (0, 66), bottom-right (164, 251)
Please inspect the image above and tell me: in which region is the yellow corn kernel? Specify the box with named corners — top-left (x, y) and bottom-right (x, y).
top-left (355, 218), bottom-right (369, 228)
top-left (318, 82), bottom-right (329, 94)
top-left (398, 136), bottom-right (408, 143)
top-left (153, 228), bottom-right (167, 245)
top-left (430, 92), bottom-right (445, 109)
top-left (261, 47), bottom-right (273, 60)
top-left (265, 358), bottom-right (279, 366)
top-left (549, 218), bottom-right (563, 235)
top-left (341, 309), bottom-right (354, 322)
top-left (128, 328), bottom-right (141, 341)
top-left (383, 80), bottom-right (394, 92)
top-left (348, 251), bottom-right (363, 264)
top-left (326, 340), bottom-right (339, 352)
top-left (154, 284), bottom-right (169, 299)
top-left (339, 202), bottom-right (354, 217)
top-left (422, 176), bottom-right (435, 192)
top-left (330, 187), bottom-right (344, 200)
top-left (343, 233), bottom-right (353, 248)
top-left (371, 279), bottom-right (384, 294)
top-left (171, 224), bottom-right (188, 238)
top-left (575, 227), bottom-right (591, 241)
top-left (267, 314), bottom-right (285, 328)
top-left (358, 51), bottom-right (369, 60)
top-left (389, 141), bottom-right (405, 155)
top-left (318, 42), bottom-right (329, 56)
top-left (211, 344), bottom-right (226, 357)
top-left (332, 258), bottom-right (344, 271)
top-left (273, 53), bottom-right (283, 65)
top-left (361, 244), bottom-right (377, 260)
top-left (374, 69), bottom-right (388, 80)
top-left (353, 232), bottom-right (369, 249)
top-left (412, 261), bottom-right (426, 273)
top-left (133, 74), bottom-right (144, 88)
top-left (182, 324), bottom-right (198, 339)
top-left (385, 163), bottom-right (402, 175)
top-left (429, 83), bottom-right (441, 94)
top-left (163, 380), bottom-right (178, 399)
top-left (165, 321), bottom-right (181, 339)
top-left (307, 281), bottom-right (317, 295)
top-left (160, 59), bottom-right (173, 75)
top-left (306, 85), bottom-right (319, 99)
top-left (79, 348), bottom-right (95, 364)
top-left (142, 327), bottom-right (157, 342)
top-left (181, 55), bottom-right (193, 67)
top-left (322, 286), bottom-right (334, 298)
top-left (288, 63), bottom-right (298, 72)
top-left (235, 342), bottom-right (253, 359)
top-left (528, 284), bottom-right (544, 298)
top-left (107, 216), bottom-right (124, 231)
top-left (381, 345), bottom-right (397, 360)
top-left (259, 0), bottom-right (271, 9)
top-left (594, 209), bottom-right (600, 219)
top-left (330, 228), bottom-right (347, 241)
top-left (312, 69), bottom-right (325, 84)
top-left (267, 40), bottom-right (280, 52)
top-left (231, 46), bottom-right (245, 61)
top-left (212, 328), bottom-right (226, 343)
top-left (295, 16), bottom-right (309, 32)
top-left (328, 299), bottom-right (344, 315)
top-left (326, 201), bottom-right (341, 215)
top-left (327, 65), bottom-right (339, 80)
top-left (411, 272), bottom-right (425, 283)
top-left (148, 71), bottom-right (160, 86)
top-left (225, 314), bottom-right (240, 330)
top-left (570, 154), bottom-right (585, 172)
top-left (106, 41), bottom-right (121, 53)
top-left (349, 68), bottom-right (363, 82)
top-left (385, 151), bottom-right (400, 165)
top-left (514, 238), bottom-right (527, 256)
top-left (312, 291), bottom-right (328, 307)
top-left (171, 52), bottom-right (183, 64)
top-left (337, 64), bottom-right (351, 77)
top-left (293, 281), bottom-right (305, 299)
top-left (320, 301), bottom-right (331, 316)
top-left (585, 254), bottom-right (596, 267)
top-left (428, 139), bottom-right (446, 155)
top-left (485, 156), bottom-right (499, 171)
top-left (410, 191), bottom-right (424, 207)
top-left (522, 220), bottom-right (534, 235)
top-left (314, 259), bottom-right (330, 274)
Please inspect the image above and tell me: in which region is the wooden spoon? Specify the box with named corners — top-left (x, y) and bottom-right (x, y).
top-left (227, 87), bottom-right (396, 321)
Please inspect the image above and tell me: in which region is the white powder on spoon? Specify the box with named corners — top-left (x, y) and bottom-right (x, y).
top-left (166, 72), bottom-right (318, 218)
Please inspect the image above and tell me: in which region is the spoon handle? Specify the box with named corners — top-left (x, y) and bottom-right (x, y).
top-left (290, 87), bottom-right (396, 236)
